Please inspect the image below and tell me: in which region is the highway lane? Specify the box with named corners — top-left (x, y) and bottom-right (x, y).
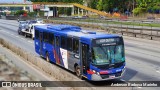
top-left (0, 19), bottom-right (160, 89)
top-left (0, 21), bottom-right (36, 54)
top-left (124, 37), bottom-right (160, 81)
top-left (0, 21), bottom-right (74, 90)
top-left (87, 29), bottom-right (160, 82)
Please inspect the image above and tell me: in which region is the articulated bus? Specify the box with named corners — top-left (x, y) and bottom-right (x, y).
top-left (34, 24), bottom-right (126, 81)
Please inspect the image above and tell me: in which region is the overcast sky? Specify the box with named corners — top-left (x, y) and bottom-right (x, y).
top-left (0, 0), bottom-right (24, 3)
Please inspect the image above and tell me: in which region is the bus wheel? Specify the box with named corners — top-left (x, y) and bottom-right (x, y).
top-left (75, 66), bottom-right (82, 79)
top-left (46, 53), bottom-right (50, 62)
top-left (24, 34), bottom-right (27, 38)
top-left (18, 31), bottom-right (20, 35)
top-left (32, 36), bottom-right (34, 40)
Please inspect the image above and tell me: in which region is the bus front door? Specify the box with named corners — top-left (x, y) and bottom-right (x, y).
top-left (81, 43), bottom-right (89, 75)
top-left (54, 35), bottom-right (61, 65)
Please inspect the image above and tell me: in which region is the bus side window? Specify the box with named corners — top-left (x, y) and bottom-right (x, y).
top-left (56, 36), bottom-right (59, 46)
top-left (43, 32), bottom-right (49, 43)
top-left (67, 37), bottom-right (72, 51)
top-left (35, 29), bottom-right (39, 39)
top-left (73, 38), bottom-right (79, 53)
top-left (61, 36), bottom-right (66, 49)
top-left (49, 33), bottom-right (54, 45)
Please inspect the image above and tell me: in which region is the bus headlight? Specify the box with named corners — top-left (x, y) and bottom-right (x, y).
top-left (92, 70), bottom-right (100, 75)
top-left (96, 72), bottom-right (100, 75)
top-left (92, 70), bottom-right (96, 73)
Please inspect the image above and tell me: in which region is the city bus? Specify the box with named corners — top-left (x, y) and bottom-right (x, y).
top-left (34, 24), bottom-right (126, 81)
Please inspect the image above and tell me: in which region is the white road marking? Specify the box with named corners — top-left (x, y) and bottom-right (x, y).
top-left (156, 71), bottom-right (160, 73)
top-left (120, 79), bottom-right (125, 81)
top-left (137, 87), bottom-right (142, 89)
top-left (20, 38), bottom-right (25, 40)
top-left (28, 41), bottom-right (33, 44)
top-left (0, 30), bottom-right (9, 33)
top-left (125, 41), bottom-right (143, 46)
top-left (0, 30), bottom-right (33, 44)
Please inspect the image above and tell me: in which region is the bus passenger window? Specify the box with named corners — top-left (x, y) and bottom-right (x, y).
top-left (73, 39), bottom-right (79, 53)
top-left (49, 33), bottom-right (54, 44)
top-left (61, 36), bottom-right (66, 49)
top-left (43, 32), bottom-right (49, 43)
top-left (56, 36), bottom-right (59, 46)
top-left (67, 37), bottom-right (72, 51)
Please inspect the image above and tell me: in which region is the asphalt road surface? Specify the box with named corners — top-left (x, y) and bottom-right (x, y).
top-left (0, 19), bottom-right (159, 90)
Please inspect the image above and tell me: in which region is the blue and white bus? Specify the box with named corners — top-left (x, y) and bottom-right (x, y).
top-left (34, 24), bottom-right (126, 81)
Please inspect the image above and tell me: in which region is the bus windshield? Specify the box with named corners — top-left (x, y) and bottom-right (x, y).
top-left (92, 37), bottom-right (125, 65)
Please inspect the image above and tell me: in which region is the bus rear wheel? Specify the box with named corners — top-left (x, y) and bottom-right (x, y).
top-left (32, 35), bottom-right (34, 40)
top-left (75, 66), bottom-right (83, 79)
top-left (24, 34), bottom-right (27, 38)
top-left (46, 53), bottom-right (50, 62)
top-left (18, 31), bottom-right (20, 35)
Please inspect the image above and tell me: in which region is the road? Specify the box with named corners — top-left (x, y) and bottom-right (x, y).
top-left (0, 19), bottom-right (160, 90)
top-left (0, 20), bottom-right (72, 90)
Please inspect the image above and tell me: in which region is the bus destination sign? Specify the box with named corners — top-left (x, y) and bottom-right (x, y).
top-left (94, 38), bottom-right (117, 46)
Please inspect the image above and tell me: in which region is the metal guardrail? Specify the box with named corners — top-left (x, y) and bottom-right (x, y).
top-left (5, 16), bottom-right (19, 20)
top-left (1, 16), bottom-right (34, 21)
top-left (44, 18), bottom-right (160, 41)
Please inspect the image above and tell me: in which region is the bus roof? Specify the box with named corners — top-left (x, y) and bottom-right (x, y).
top-left (47, 24), bottom-right (81, 31)
top-left (35, 24), bottom-right (121, 40)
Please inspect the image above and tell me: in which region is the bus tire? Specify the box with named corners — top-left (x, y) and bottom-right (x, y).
top-left (24, 34), bottom-right (27, 38)
top-left (18, 31), bottom-right (20, 35)
top-left (32, 36), bottom-right (34, 40)
top-left (46, 52), bottom-right (50, 62)
top-left (18, 30), bottom-right (21, 35)
top-left (75, 66), bottom-right (83, 79)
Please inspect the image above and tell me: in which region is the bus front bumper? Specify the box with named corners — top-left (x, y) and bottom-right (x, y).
top-left (91, 68), bottom-right (126, 81)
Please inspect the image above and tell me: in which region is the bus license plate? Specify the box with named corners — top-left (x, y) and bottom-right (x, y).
top-left (109, 75), bottom-right (115, 78)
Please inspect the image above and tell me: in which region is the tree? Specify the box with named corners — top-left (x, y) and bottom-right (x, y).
top-left (15, 10), bottom-right (27, 16)
top-left (88, 0), bottom-right (97, 9)
top-left (133, 0), bottom-right (160, 15)
top-left (97, 0), bottom-right (103, 11)
top-left (30, 0), bottom-right (83, 4)
top-left (30, 0), bottom-right (160, 14)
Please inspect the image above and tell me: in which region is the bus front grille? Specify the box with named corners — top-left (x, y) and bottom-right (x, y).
top-left (100, 72), bottom-right (122, 79)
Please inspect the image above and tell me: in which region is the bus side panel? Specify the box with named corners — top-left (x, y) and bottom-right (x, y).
top-left (58, 48), bottom-right (79, 72)
top-left (67, 51), bottom-right (79, 72)
top-left (50, 45), bottom-right (56, 63)
top-left (40, 43), bottom-right (45, 57)
top-left (39, 41), bottom-right (56, 63)
top-left (46, 43), bottom-right (56, 63)
top-left (59, 48), bottom-right (68, 69)
top-left (44, 43), bottom-right (50, 56)
top-left (35, 39), bottom-right (40, 55)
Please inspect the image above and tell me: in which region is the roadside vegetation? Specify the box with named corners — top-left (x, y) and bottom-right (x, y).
top-left (30, 0), bottom-right (160, 16)
top-left (51, 18), bottom-right (160, 27)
